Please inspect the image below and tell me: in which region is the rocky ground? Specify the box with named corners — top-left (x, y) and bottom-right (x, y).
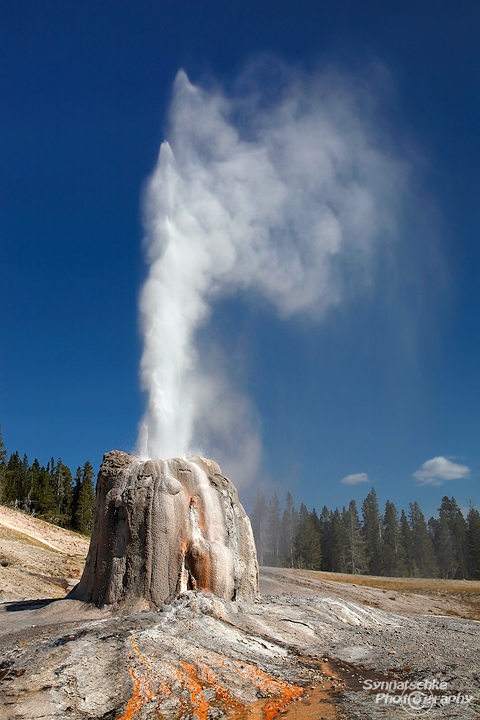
top-left (1, 507), bottom-right (479, 719)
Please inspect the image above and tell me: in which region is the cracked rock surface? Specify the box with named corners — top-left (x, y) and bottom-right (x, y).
top-left (1, 575), bottom-right (479, 719)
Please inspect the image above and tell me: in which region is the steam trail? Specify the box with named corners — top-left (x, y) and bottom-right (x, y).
top-left (137, 60), bottom-right (407, 482)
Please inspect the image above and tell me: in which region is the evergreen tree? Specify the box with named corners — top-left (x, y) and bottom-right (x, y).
top-left (29, 459), bottom-right (42, 513)
top-left (430, 497), bottom-right (467, 579)
top-left (294, 504), bottom-right (321, 569)
top-left (466, 506), bottom-right (480, 579)
top-left (383, 501), bottom-right (406, 576)
top-left (265, 492), bottom-right (282, 566)
top-left (0, 426), bottom-right (6, 465)
top-left (251, 490), bottom-right (268, 566)
top-left (280, 493), bottom-right (298, 568)
top-left (72, 466), bottom-right (82, 522)
top-left (342, 500), bottom-right (366, 574)
top-left (4, 451), bottom-right (23, 505)
top-left (0, 426), bottom-right (6, 502)
top-left (54, 459), bottom-right (73, 527)
top-left (319, 505), bottom-right (333, 571)
top-left (36, 464), bottom-right (58, 520)
top-left (409, 501), bottom-right (438, 577)
top-left (330, 508), bottom-right (348, 573)
top-left (20, 454), bottom-right (34, 512)
top-left (399, 509), bottom-right (415, 576)
top-left (362, 488), bottom-right (384, 575)
top-left (72, 461), bottom-right (95, 535)
top-left (21, 454), bottom-right (31, 505)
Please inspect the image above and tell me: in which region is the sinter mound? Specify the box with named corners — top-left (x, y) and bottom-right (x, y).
top-left (70, 450), bottom-right (258, 610)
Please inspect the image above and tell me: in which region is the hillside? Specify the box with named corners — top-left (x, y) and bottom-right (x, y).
top-left (0, 505), bottom-right (89, 602)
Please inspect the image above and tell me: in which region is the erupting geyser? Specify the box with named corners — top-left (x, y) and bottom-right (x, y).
top-left (136, 63), bottom-right (406, 481)
top-left (71, 451), bottom-right (258, 609)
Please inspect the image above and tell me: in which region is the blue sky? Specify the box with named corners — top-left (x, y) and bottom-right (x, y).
top-left (1, 1), bottom-right (479, 518)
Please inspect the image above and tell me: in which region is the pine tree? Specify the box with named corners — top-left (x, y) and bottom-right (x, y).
top-left (0, 426), bottom-right (6, 503)
top-left (466, 506), bottom-right (480, 579)
top-left (383, 501), bottom-right (406, 576)
top-left (430, 513), bottom-right (452, 580)
top-left (36, 464), bottom-right (58, 520)
top-left (294, 504), bottom-right (321, 569)
top-left (280, 493), bottom-right (298, 568)
top-left (430, 497), bottom-right (467, 579)
top-left (319, 506), bottom-right (333, 571)
top-left (362, 488), bottom-right (384, 575)
top-left (4, 451), bottom-right (23, 505)
top-left (330, 508), bottom-right (348, 573)
top-left (409, 501), bottom-right (438, 577)
top-left (54, 459), bottom-right (73, 527)
top-left (310, 507), bottom-right (321, 548)
top-left (29, 459), bottom-right (42, 513)
top-left (266, 492), bottom-right (281, 566)
top-left (71, 466), bottom-right (82, 524)
top-left (251, 490), bottom-right (268, 566)
top-left (342, 500), bottom-right (366, 574)
top-left (0, 426), bottom-right (6, 465)
top-left (72, 461), bottom-right (95, 535)
top-left (20, 454), bottom-right (34, 512)
top-left (399, 509), bottom-right (415, 576)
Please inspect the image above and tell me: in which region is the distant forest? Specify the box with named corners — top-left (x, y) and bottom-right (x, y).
top-left (251, 488), bottom-right (480, 580)
top-left (0, 426), bottom-right (96, 535)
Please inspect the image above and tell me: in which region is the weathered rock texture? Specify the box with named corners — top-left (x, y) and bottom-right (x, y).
top-left (70, 451), bottom-right (258, 609)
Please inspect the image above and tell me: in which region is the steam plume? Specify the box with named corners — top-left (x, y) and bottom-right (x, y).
top-left (137, 60), bottom-right (407, 482)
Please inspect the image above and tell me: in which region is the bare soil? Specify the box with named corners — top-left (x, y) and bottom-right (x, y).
top-left (0, 505), bottom-right (89, 602)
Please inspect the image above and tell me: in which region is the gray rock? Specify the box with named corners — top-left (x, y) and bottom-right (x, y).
top-left (69, 451), bottom-right (258, 610)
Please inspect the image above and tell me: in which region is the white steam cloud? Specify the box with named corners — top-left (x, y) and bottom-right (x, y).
top-left (137, 60), bottom-right (408, 483)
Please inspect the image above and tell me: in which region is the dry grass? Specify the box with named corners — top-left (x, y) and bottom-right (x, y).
top-left (290, 569), bottom-right (480, 596)
top-left (0, 524), bottom-right (58, 549)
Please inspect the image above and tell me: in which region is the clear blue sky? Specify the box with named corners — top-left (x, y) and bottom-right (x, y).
top-left (1, 1), bottom-right (479, 518)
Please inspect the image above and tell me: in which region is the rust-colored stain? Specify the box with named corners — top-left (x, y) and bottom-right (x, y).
top-left (117, 635), bottom-right (164, 720)
top-left (117, 666), bottom-right (143, 720)
top-left (233, 662), bottom-right (304, 720)
top-left (178, 661), bottom-right (211, 720)
top-left (117, 633), bottom-right (305, 720)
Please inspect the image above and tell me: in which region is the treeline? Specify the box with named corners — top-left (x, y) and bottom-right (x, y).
top-left (0, 427), bottom-right (96, 535)
top-left (251, 487), bottom-right (480, 580)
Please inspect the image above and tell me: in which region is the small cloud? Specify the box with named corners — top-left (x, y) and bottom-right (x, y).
top-left (341, 472), bottom-right (370, 485)
top-left (413, 456), bottom-right (471, 486)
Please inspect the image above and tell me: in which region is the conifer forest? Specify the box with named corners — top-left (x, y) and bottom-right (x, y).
top-left (250, 487), bottom-right (480, 580)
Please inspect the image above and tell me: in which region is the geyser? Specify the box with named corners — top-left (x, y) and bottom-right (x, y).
top-left (71, 450), bottom-right (258, 609)
top-left (136, 60), bottom-right (407, 480)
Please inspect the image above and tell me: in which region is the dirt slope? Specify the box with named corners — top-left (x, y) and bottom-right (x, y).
top-left (0, 505), bottom-right (89, 602)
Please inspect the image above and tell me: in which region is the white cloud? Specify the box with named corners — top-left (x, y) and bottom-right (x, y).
top-left (341, 472), bottom-right (370, 485)
top-left (413, 456), bottom-right (471, 486)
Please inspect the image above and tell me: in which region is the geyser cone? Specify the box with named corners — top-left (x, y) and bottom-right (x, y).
top-left (70, 451), bottom-right (258, 610)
